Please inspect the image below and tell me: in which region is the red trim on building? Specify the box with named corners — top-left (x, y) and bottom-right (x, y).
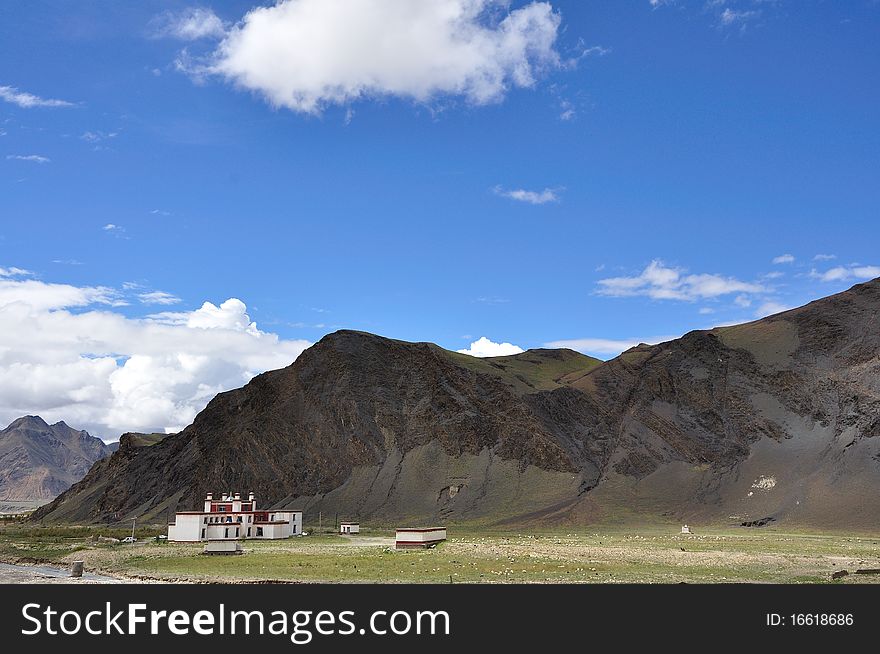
top-left (173, 510), bottom-right (303, 515)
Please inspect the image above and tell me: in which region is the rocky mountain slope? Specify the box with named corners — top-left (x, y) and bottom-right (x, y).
top-left (35, 279), bottom-right (880, 528)
top-left (0, 416), bottom-right (117, 501)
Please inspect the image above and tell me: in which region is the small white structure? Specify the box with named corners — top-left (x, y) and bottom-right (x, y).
top-left (340, 522), bottom-right (360, 535)
top-left (395, 527), bottom-right (447, 549)
top-left (681, 524), bottom-right (692, 534)
top-left (204, 541), bottom-right (243, 555)
top-left (168, 492), bottom-right (302, 542)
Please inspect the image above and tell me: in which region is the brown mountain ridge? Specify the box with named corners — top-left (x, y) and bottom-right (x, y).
top-left (34, 279), bottom-right (880, 529)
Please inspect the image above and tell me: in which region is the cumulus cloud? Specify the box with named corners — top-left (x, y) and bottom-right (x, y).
top-left (186, 0), bottom-right (562, 113)
top-left (493, 185), bottom-right (561, 204)
top-left (772, 253), bottom-right (795, 265)
top-left (813, 253), bottom-right (836, 262)
top-left (6, 154), bottom-right (50, 164)
top-left (810, 265), bottom-right (880, 283)
top-left (0, 85), bottom-right (74, 109)
top-left (151, 6), bottom-right (228, 40)
top-left (596, 260), bottom-right (765, 302)
top-left (0, 274), bottom-right (311, 438)
top-left (456, 336), bottom-right (524, 357)
top-left (546, 335), bottom-right (677, 358)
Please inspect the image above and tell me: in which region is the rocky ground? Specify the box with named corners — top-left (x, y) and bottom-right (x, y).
top-left (0, 561), bottom-right (129, 583)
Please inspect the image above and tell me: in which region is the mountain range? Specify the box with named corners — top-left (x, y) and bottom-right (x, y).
top-left (34, 279), bottom-right (880, 529)
top-left (0, 416), bottom-right (117, 503)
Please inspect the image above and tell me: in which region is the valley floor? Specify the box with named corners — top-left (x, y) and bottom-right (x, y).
top-left (1, 524), bottom-right (879, 584)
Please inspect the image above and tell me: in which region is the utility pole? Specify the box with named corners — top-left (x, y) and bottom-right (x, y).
top-left (319, 511), bottom-right (322, 533)
top-left (131, 518), bottom-right (136, 541)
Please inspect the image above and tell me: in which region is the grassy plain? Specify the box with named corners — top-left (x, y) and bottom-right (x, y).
top-left (2, 522), bottom-right (880, 584)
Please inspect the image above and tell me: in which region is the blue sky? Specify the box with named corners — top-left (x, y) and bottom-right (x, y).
top-left (1, 1), bottom-right (879, 437)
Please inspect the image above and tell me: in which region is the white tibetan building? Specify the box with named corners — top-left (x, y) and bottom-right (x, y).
top-left (168, 492), bottom-right (302, 542)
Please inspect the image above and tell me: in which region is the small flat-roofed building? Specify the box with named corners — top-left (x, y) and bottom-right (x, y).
top-left (395, 527), bottom-right (446, 549)
top-left (340, 522), bottom-right (360, 534)
top-left (168, 492), bottom-right (302, 542)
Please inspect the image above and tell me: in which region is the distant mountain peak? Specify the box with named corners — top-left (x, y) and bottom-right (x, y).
top-left (0, 416), bottom-right (116, 502)
top-left (5, 415), bottom-right (50, 430)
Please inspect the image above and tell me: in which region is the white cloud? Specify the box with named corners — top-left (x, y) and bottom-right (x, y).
top-left (457, 336), bottom-right (524, 357)
top-left (138, 291), bottom-right (182, 306)
top-left (493, 185), bottom-right (561, 204)
top-left (151, 7), bottom-right (228, 40)
top-left (649, 0), bottom-right (675, 8)
top-left (810, 265), bottom-right (880, 283)
top-left (81, 130), bottom-right (118, 143)
top-left (6, 154), bottom-right (50, 164)
top-left (0, 85), bottom-right (74, 109)
top-left (559, 98), bottom-right (576, 121)
top-left (0, 278), bottom-right (123, 312)
top-left (596, 260), bottom-right (765, 301)
top-left (755, 301), bottom-right (792, 318)
top-left (0, 274), bottom-right (310, 438)
top-left (193, 0), bottom-right (562, 113)
top-left (720, 8), bottom-right (758, 26)
top-left (103, 223), bottom-right (123, 232)
top-left (734, 294), bottom-right (752, 308)
top-left (772, 253), bottom-right (795, 264)
top-left (546, 335), bottom-right (677, 358)
top-left (0, 266), bottom-right (32, 278)
top-left (813, 253), bottom-right (836, 261)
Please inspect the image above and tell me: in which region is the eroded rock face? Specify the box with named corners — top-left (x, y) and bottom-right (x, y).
top-left (34, 279), bottom-right (880, 528)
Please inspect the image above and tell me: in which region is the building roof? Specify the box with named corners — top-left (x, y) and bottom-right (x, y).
top-left (174, 510), bottom-right (303, 515)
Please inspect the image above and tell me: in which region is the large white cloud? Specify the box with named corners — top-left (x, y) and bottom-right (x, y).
top-left (457, 336), bottom-right (524, 357)
top-left (193, 0), bottom-right (562, 113)
top-left (0, 275), bottom-right (311, 439)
